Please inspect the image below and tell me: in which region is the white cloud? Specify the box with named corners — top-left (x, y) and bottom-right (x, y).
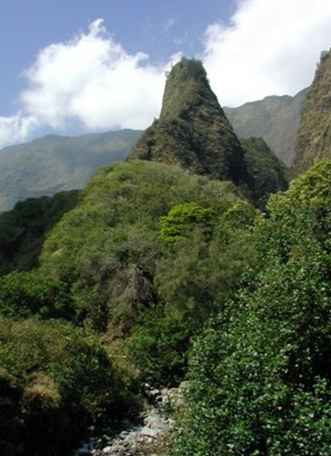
top-left (21, 19), bottom-right (175, 131)
top-left (0, 19), bottom-right (178, 148)
top-left (203, 0), bottom-right (331, 106)
top-left (1, 1), bottom-right (331, 147)
top-left (0, 114), bottom-right (38, 148)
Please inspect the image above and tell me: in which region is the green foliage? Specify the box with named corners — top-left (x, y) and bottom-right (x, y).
top-left (241, 137), bottom-right (288, 209)
top-left (128, 202), bottom-right (257, 385)
top-left (0, 190), bottom-right (80, 275)
top-left (22, 160), bottom-right (253, 386)
top-left (160, 203), bottom-right (215, 242)
top-left (127, 306), bottom-right (190, 386)
top-left (40, 161), bottom-right (242, 333)
top-left (0, 270), bottom-right (73, 320)
top-left (220, 200), bottom-right (257, 231)
top-left (0, 318), bottom-right (119, 456)
top-left (173, 160), bottom-right (331, 456)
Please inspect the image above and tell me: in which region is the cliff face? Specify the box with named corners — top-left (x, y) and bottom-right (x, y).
top-left (293, 50), bottom-right (331, 174)
top-left (225, 89), bottom-right (308, 166)
top-left (130, 58), bottom-right (248, 185)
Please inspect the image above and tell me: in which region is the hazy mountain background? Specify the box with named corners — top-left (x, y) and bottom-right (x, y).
top-left (0, 130), bottom-right (141, 212)
top-left (224, 88), bottom-right (308, 166)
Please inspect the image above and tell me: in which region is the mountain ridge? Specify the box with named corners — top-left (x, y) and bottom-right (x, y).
top-left (225, 87), bottom-right (309, 166)
top-left (0, 129), bottom-right (141, 212)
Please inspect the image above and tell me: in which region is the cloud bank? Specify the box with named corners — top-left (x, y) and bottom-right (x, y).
top-left (21, 19), bottom-right (175, 132)
top-left (1, 0), bottom-right (331, 148)
top-left (204, 0), bottom-right (331, 106)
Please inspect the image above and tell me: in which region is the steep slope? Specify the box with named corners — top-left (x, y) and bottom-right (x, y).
top-left (130, 58), bottom-right (248, 186)
top-left (293, 50), bottom-right (331, 175)
top-left (0, 129), bottom-right (141, 212)
top-left (225, 88), bottom-right (308, 166)
top-left (241, 137), bottom-right (288, 209)
top-left (0, 191), bottom-right (80, 274)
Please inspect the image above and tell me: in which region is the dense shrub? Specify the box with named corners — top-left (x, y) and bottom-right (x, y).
top-left (0, 191), bottom-right (80, 275)
top-left (0, 270), bottom-right (73, 320)
top-left (40, 161), bottom-right (242, 334)
top-left (173, 161), bottom-right (331, 456)
top-left (0, 319), bottom-right (120, 456)
top-left (242, 137), bottom-right (288, 209)
top-left (160, 202), bottom-right (216, 242)
top-left (128, 202), bottom-right (257, 385)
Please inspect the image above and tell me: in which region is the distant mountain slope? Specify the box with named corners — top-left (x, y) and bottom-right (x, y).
top-left (293, 50), bottom-right (331, 175)
top-left (225, 88), bottom-right (308, 166)
top-left (0, 129), bottom-right (141, 212)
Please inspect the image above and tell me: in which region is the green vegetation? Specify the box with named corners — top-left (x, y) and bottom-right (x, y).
top-left (242, 137), bottom-right (288, 208)
top-left (0, 319), bottom-right (121, 456)
top-left (0, 270), bottom-right (73, 320)
top-left (0, 129), bottom-right (141, 212)
top-left (172, 160), bottom-right (331, 456)
top-left (0, 159), bottom-right (256, 389)
top-left (294, 50), bottom-right (331, 175)
top-left (160, 203), bottom-right (215, 242)
top-left (0, 190), bottom-right (80, 274)
top-left (39, 160), bottom-right (244, 333)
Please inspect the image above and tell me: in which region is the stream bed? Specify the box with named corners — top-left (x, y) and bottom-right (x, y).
top-left (74, 385), bottom-right (185, 456)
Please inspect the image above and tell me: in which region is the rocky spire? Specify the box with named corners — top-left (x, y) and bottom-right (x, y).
top-left (129, 58), bottom-right (248, 185)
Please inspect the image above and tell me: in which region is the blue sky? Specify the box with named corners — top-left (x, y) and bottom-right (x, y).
top-left (1, 0), bottom-right (331, 148)
top-left (0, 0), bottom-right (235, 116)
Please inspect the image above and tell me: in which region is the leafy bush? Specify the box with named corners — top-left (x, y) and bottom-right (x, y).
top-left (242, 137), bottom-right (288, 209)
top-left (0, 318), bottom-right (120, 456)
top-left (128, 202), bottom-right (257, 385)
top-left (173, 161), bottom-right (331, 456)
top-left (0, 270), bottom-right (74, 320)
top-left (160, 203), bottom-right (216, 242)
top-left (0, 191), bottom-right (80, 275)
top-left (40, 161), bottom-right (242, 333)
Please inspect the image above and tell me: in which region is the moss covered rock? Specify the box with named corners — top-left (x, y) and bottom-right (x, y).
top-left (130, 58), bottom-right (248, 186)
top-left (294, 50), bottom-right (331, 175)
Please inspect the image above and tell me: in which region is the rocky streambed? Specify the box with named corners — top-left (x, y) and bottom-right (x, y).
top-left (75, 385), bottom-right (186, 456)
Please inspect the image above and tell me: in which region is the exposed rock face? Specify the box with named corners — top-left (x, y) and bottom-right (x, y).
top-left (293, 50), bottom-right (331, 175)
top-left (130, 58), bottom-right (248, 186)
top-left (225, 89), bottom-right (308, 166)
